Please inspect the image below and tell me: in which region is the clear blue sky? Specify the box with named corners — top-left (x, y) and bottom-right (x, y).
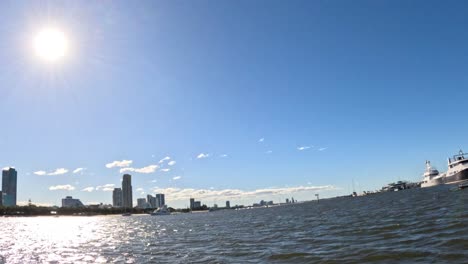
top-left (1, 1), bottom-right (468, 207)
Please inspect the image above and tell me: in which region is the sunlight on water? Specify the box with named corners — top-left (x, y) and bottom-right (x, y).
top-left (1, 187), bottom-right (467, 263)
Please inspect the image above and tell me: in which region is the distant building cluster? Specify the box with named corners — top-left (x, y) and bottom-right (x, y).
top-left (143, 193), bottom-right (165, 209)
top-left (190, 198), bottom-right (202, 210)
top-left (1, 168), bottom-right (17, 207)
top-left (253, 200), bottom-right (274, 207)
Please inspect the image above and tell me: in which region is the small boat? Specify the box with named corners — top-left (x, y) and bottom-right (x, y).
top-left (458, 181), bottom-right (468, 190)
top-left (122, 212), bottom-right (132, 216)
top-left (151, 205), bottom-right (171, 216)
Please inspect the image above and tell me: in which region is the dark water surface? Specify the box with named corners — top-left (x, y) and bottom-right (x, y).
top-left (1, 186), bottom-right (467, 263)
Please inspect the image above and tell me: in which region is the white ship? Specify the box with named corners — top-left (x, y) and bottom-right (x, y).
top-left (150, 205), bottom-right (171, 216)
top-left (421, 150), bottom-right (468, 188)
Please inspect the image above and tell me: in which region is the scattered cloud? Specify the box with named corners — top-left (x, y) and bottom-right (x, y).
top-left (81, 187), bottom-right (94, 192)
top-left (48, 168), bottom-right (68, 176)
top-left (297, 146), bottom-right (311, 151)
top-left (168, 160), bottom-right (176, 166)
top-left (73, 168), bottom-right (85, 174)
top-left (96, 184), bottom-right (115, 192)
top-left (34, 171), bottom-right (47, 176)
top-left (152, 185), bottom-right (336, 202)
top-left (158, 156), bottom-right (171, 164)
top-left (120, 164), bottom-right (159, 174)
top-left (259, 138), bottom-right (265, 142)
top-left (106, 160), bottom-right (132, 168)
top-left (160, 168), bottom-right (170, 172)
top-left (173, 176), bottom-right (182, 180)
top-left (265, 150), bottom-right (273, 154)
top-left (49, 184), bottom-right (75, 191)
top-left (136, 188), bottom-right (144, 192)
top-left (151, 180), bottom-right (157, 183)
top-left (197, 153), bottom-right (210, 159)
top-left (220, 154), bottom-right (228, 158)
top-left (318, 147), bottom-right (328, 151)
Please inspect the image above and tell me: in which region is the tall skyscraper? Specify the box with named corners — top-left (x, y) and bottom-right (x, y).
top-left (113, 188), bottom-right (123, 207)
top-left (122, 174), bottom-right (133, 208)
top-left (155, 193), bottom-right (165, 208)
top-left (190, 198), bottom-right (195, 210)
top-left (2, 168), bottom-right (17, 206)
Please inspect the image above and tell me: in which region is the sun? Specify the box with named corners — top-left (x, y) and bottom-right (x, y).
top-left (33, 28), bottom-right (68, 62)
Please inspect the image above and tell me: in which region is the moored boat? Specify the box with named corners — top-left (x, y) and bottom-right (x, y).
top-left (421, 150), bottom-right (468, 188)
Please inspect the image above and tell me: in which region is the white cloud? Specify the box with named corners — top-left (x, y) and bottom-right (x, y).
top-left (49, 184), bottom-right (75, 191)
top-left (96, 184), bottom-right (115, 192)
top-left (73, 168), bottom-right (85, 174)
top-left (220, 154), bottom-right (228, 158)
top-left (160, 168), bottom-right (170, 172)
top-left (197, 153), bottom-right (210, 159)
top-left (81, 187), bottom-right (94, 192)
top-left (259, 138), bottom-right (265, 142)
top-left (158, 156), bottom-right (171, 164)
top-left (297, 146), bottom-right (311, 151)
top-left (173, 176), bottom-right (182, 180)
top-left (136, 188), bottom-right (144, 192)
top-left (106, 160), bottom-right (133, 168)
top-left (318, 147), bottom-right (328, 151)
top-left (168, 161), bottom-right (176, 166)
top-left (151, 185), bottom-right (336, 202)
top-left (120, 164), bottom-right (159, 174)
top-left (265, 150), bottom-right (273, 154)
top-left (151, 180), bottom-right (157, 183)
top-left (34, 168), bottom-right (70, 176)
top-left (48, 168), bottom-right (68, 176)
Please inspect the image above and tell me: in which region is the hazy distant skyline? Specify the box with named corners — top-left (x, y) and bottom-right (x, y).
top-left (1, 1), bottom-right (468, 207)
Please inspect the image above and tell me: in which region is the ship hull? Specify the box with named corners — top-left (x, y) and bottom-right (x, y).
top-left (444, 168), bottom-right (468, 184)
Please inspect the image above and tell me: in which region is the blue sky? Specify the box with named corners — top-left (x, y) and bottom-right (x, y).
top-left (1, 1), bottom-right (468, 207)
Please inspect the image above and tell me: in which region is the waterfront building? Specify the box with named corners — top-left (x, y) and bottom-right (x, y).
top-left (137, 198), bottom-right (147, 208)
top-left (112, 188), bottom-right (123, 207)
top-left (61, 196), bottom-right (84, 208)
top-left (2, 168), bottom-right (17, 206)
top-left (193, 201), bottom-right (201, 209)
top-left (226, 201), bottom-right (230, 208)
top-left (147, 194), bottom-right (157, 208)
top-left (155, 193), bottom-right (165, 207)
top-left (122, 174), bottom-right (133, 208)
top-left (0, 190), bottom-right (2, 206)
top-left (190, 198), bottom-right (195, 209)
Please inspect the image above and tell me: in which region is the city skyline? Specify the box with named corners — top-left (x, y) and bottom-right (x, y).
top-left (2, 1), bottom-right (468, 208)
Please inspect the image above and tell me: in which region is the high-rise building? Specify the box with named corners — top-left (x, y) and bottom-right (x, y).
top-left (113, 188), bottom-right (123, 207)
top-left (61, 196), bottom-right (84, 208)
top-left (2, 168), bottom-right (17, 206)
top-left (122, 174), bottom-right (133, 208)
top-left (190, 198), bottom-right (195, 209)
top-left (137, 198), bottom-right (147, 208)
top-left (226, 201), bottom-right (230, 208)
top-left (0, 190), bottom-right (2, 206)
top-left (155, 193), bottom-right (165, 208)
top-left (147, 194), bottom-right (157, 208)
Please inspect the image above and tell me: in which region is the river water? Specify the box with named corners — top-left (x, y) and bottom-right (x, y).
top-left (1, 185), bottom-right (467, 263)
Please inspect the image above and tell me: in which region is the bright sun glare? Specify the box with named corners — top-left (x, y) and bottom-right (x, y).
top-left (34, 28), bottom-right (68, 62)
